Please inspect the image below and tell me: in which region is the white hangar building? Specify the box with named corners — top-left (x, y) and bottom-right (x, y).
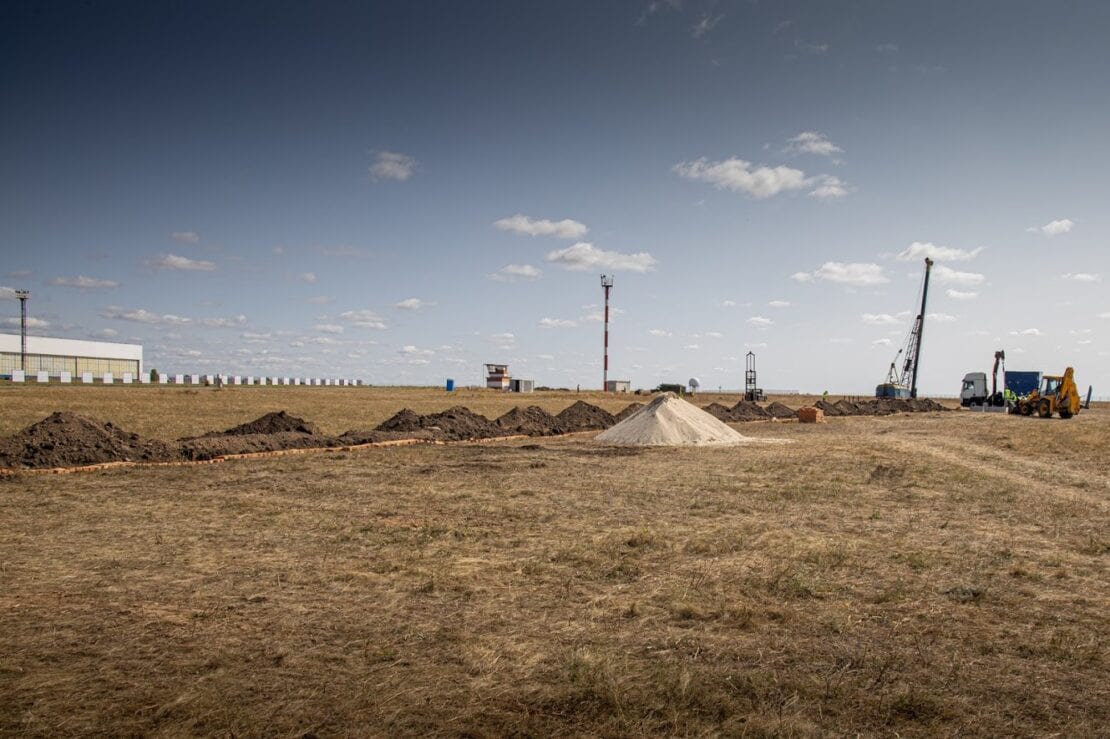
top-left (0, 333), bottom-right (143, 379)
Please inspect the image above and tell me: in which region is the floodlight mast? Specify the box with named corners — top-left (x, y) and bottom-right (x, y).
top-left (15, 290), bottom-right (30, 373)
top-left (601, 275), bottom-right (613, 391)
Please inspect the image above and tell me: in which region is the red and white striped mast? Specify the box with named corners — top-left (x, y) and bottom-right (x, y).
top-left (601, 274), bottom-right (613, 391)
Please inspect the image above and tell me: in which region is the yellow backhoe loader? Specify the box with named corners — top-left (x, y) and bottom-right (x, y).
top-left (1013, 367), bottom-right (1082, 419)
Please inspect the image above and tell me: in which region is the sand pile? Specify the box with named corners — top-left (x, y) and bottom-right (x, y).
top-left (0, 412), bottom-right (178, 469)
top-left (595, 393), bottom-right (747, 447)
top-left (556, 401), bottom-right (617, 431)
top-left (496, 406), bottom-right (564, 436)
top-left (764, 401), bottom-right (797, 419)
top-left (209, 411), bottom-right (319, 436)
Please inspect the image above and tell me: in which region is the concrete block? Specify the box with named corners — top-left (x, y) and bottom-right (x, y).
top-left (159, 374), bottom-right (169, 384)
top-left (12, 370), bottom-right (25, 382)
top-left (139, 372), bottom-right (149, 383)
top-left (294, 377), bottom-right (301, 385)
top-left (36, 371), bottom-right (49, 383)
top-left (60, 371), bottom-right (72, 383)
top-left (190, 374), bottom-right (200, 385)
top-left (246, 376), bottom-right (254, 385)
top-left (103, 373), bottom-right (114, 384)
top-left (82, 372), bottom-right (94, 383)
top-left (122, 373), bottom-right (133, 384)
top-left (174, 374), bottom-right (184, 384)
top-left (233, 376), bottom-right (242, 385)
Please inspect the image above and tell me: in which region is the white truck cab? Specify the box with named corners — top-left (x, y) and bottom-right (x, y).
top-left (960, 372), bottom-right (988, 407)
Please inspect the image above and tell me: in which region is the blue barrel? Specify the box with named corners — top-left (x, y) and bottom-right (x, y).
top-left (445, 378), bottom-right (455, 392)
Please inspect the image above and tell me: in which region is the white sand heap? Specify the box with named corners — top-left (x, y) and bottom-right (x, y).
top-left (595, 392), bottom-right (749, 447)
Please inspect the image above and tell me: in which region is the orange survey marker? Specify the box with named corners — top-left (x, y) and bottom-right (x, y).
top-left (797, 407), bottom-right (825, 424)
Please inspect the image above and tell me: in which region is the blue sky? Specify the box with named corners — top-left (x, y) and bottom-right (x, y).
top-left (2, 1), bottom-right (1108, 394)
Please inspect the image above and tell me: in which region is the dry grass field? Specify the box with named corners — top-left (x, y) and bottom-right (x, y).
top-left (1, 386), bottom-right (1108, 737)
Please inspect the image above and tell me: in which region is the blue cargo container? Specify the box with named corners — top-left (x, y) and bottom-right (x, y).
top-left (1005, 370), bottom-right (1041, 397)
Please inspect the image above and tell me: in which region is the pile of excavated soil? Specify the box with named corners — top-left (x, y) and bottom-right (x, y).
top-left (815, 400), bottom-right (843, 417)
top-left (730, 400), bottom-right (772, 421)
top-left (596, 393), bottom-right (747, 447)
top-left (496, 406), bottom-right (564, 436)
top-left (207, 411), bottom-right (319, 437)
top-left (556, 401), bottom-right (617, 431)
top-left (702, 403), bottom-right (735, 422)
top-left (764, 401), bottom-right (797, 419)
top-left (0, 412), bottom-right (178, 469)
top-left (375, 407), bottom-right (502, 441)
top-left (376, 409), bottom-right (425, 433)
top-left (614, 403), bottom-right (644, 421)
top-left (180, 432), bottom-right (343, 461)
top-left (834, 399), bottom-right (864, 416)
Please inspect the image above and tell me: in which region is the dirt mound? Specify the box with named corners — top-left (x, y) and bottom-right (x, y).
top-left (815, 400), bottom-right (843, 417)
top-left (496, 406), bottom-right (564, 436)
top-left (702, 403), bottom-right (735, 422)
top-left (0, 412), bottom-right (178, 469)
top-left (764, 401), bottom-right (797, 419)
top-left (181, 432), bottom-right (342, 461)
top-left (597, 393), bottom-right (747, 447)
top-left (730, 400), bottom-right (771, 421)
top-left (375, 409), bottom-right (424, 434)
top-left (556, 401), bottom-right (616, 431)
top-left (421, 406), bottom-right (503, 440)
top-left (833, 399), bottom-right (864, 416)
top-left (212, 411), bottom-right (318, 436)
top-left (614, 403), bottom-right (644, 421)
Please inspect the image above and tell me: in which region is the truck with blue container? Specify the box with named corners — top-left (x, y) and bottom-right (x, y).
top-left (1004, 370), bottom-right (1041, 398)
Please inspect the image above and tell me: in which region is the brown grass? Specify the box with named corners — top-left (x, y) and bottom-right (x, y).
top-left (1, 387), bottom-right (1107, 736)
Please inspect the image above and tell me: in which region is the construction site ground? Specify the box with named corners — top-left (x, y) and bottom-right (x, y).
top-left (0, 386), bottom-right (1107, 737)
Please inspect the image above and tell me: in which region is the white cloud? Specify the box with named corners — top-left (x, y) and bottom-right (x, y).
top-left (946, 289), bottom-right (979, 300)
top-left (648, 329), bottom-right (672, 337)
top-left (1027, 218), bottom-right (1073, 237)
top-left (0, 287), bottom-right (18, 300)
top-left (705, 331), bottom-right (723, 338)
top-left (489, 264), bottom-right (542, 282)
top-left (722, 300), bottom-right (737, 307)
top-left (241, 331), bottom-right (272, 342)
top-left (394, 297), bottom-right (432, 310)
top-left (684, 343), bottom-right (701, 350)
top-left (872, 338), bottom-right (893, 346)
top-left (199, 314), bottom-right (247, 328)
top-left (1062, 273), bottom-right (1101, 282)
top-left (399, 345), bottom-right (435, 357)
top-left (926, 312), bottom-right (957, 322)
top-left (494, 214), bottom-right (588, 239)
top-left (307, 296), bottom-right (331, 305)
top-left (100, 307), bottom-right (191, 325)
top-left (785, 131), bottom-right (842, 158)
top-left (339, 310), bottom-right (388, 330)
top-left (795, 39), bottom-right (829, 54)
top-left (745, 342), bottom-right (768, 349)
top-left (896, 241), bottom-right (983, 262)
top-left (538, 317), bottom-right (577, 328)
top-left (299, 272), bottom-right (317, 283)
top-left (1, 316), bottom-right (50, 329)
top-left (1008, 328), bottom-right (1042, 336)
top-left (861, 313), bottom-right (900, 325)
top-left (809, 176), bottom-right (850, 199)
top-left (316, 324), bottom-right (344, 334)
top-left (793, 262), bottom-right (887, 286)
top-left (490, 332), bottom-right (515, 347)
top-left (933, 264), bottom-right (985, 286)
top-left (767, 300), bottom-right (791, 308)
top-left (545, 242), bottom-right (657, 272)
top-left (691, 13), bottom-right (723, 38)
top-left (1100, 312), bottom-right (1110, 319)
top-left (147, 254), bottom-right (216, 271)
top-left (171, 231), bottom-right (200, 244)
top-left (49, 275), bottom-right (119, 289)
top-left (370, 150), bottom-right (417, 181)
top-left (94, 328), bottom-right (118, 338)
top-left (746, 316), bottom-right (773, 327)
top-left (674, 157), bottom-right (813, 199)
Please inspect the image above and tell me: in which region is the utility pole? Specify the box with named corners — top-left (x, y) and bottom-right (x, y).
top-left (15, 290), bottom-right (30, 373)
top-left (601, 275), bottom-right (613, 391)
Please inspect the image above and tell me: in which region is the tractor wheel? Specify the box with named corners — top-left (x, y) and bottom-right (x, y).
top-left (1022, 403), bottom-right (1034, 416)
top-left (1059, 408), bottom-right (1073, 419)
top-left (1038, 399), bottom-right (1053, 418)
